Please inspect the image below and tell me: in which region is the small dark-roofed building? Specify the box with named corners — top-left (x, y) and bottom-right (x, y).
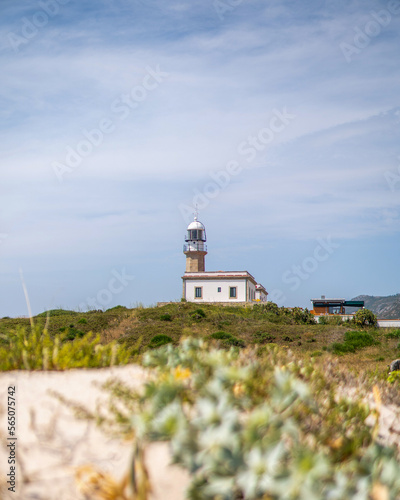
top-left (310, 296), bottom-right (364, 315)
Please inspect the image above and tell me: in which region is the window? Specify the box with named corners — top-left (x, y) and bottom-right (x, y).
top-left (195, 287), bottom-right (202, 298)
top-left (229, 287), bottom-right (237, 298)
top-left (217, 287), bottom-right (221, 292)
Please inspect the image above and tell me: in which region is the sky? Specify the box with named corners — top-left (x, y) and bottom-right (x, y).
top-left (1, 0), bottom-right (400, 317)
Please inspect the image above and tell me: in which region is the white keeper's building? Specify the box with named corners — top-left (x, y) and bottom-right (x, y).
top-left (182, 216), bottom-right (268, 304)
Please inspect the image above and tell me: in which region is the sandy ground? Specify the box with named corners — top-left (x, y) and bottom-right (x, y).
top-left (0, 366), bottom-right (399, 500)
top-left (0, 365), bottom-right (189, 500)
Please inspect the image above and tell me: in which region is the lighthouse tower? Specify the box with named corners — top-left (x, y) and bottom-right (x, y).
top-left (183, 215), bottom-right (207, 272)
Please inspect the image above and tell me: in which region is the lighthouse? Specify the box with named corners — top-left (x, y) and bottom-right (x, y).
top-left (182, 214), bottom-right (268, 303)
top-left (183, 215), bottom-right (207, 272)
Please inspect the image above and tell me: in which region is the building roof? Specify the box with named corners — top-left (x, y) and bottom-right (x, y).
top-left (183, 270), bottom-right (260, 285)
top-left (310, 298), bottom-right (364, 307)
top-left (311, 298), bottom-right (346, 303)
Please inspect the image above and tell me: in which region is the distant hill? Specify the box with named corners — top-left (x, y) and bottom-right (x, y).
top-left (351, 294), bottom-right (400, 319)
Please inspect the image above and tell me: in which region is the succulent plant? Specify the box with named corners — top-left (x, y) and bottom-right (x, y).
top-left (103, 339), bottom-right (400, 499)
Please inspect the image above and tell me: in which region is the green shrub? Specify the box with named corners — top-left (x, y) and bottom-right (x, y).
top-left (160, 314), bottom-right (172, 322)
top-left (311, 350), bottom-right (323, 357)
top-left (148, 334), bottom-right (173, 349)
top-left (329, 331), bottom-right (379, 355)
top-left (388, 370), bottom-right (400, 384)
top-left (106, 305), bottom-right (128, 312)
top-left (77, 318), bottom-right (88, 324)
top-left (253, 332), bottom-right (275, 344)
top-left (190, 308), bottom-right (206, 320)
top-left (35, 309), bottom-right (77, 318)
top-left (63, 325), bottom-right (86, 341)
top-left (330, 342), bottom-right (355, 354)
top-left (354, 308), bottom-right (377, 327)
top-left (0, 326), bottom-right (130, 370)
top-left (292, 307), bottom-right (316, 324)
top-left (210, 331), bottom-right (245, 348)
top-left (345, 331), bottom-right (378, 348)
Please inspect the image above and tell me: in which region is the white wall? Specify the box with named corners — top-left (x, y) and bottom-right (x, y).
top-left (255, 289), bottom-right (268, 302)
top-left (184, 278), bottom-right (248, 302)
top-left (248, 281), bottom-right (256, 301)
top-left (377, 319), bottom-right (400, 328)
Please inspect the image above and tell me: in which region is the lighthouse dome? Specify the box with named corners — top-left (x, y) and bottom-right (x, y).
top-left (185, 216), bottom-right (206, 243)
top-left (187, 219), bottom-right (205, 231)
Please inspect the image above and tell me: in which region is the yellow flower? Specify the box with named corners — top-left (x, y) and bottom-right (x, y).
top-left (173, 366), bottom-right (192, 381)
top-left (233, 383), bottom-right (245, 397)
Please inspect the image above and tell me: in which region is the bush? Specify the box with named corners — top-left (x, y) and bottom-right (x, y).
top-left (388, 370), bottom-right (400, 384)
top-left (77, 318), bottom-right (88, 324)
top-left (292, 307), bottom-right (316, 325)
top-left (210, 331), bottom-right (232, 340)
top-left (190, 308), bottom-right (206, 320)
top-left (329, 331), bottom-right (379, 355)
top-left (311, 350), bottom-right (323, 357)
top-left (256, 302), bottom-right (280, 314)
top-left (253, 332), bottom-right (276, 344)
top-left (345, 331), bottom-right (378, 348)
top-left (148, 334), bottom-right (173, 349)
top-left (354, 308), bottom-right (377, 327)
top-left (160, 314), bottom-right (172, 322)
top-left (35, 309), bottom-right (77, 318)
top-left (210, 331), bottom-right (245, 348)
top-left (106, 305), bottom-right (128, 312)
top-left (63, 325), bottom-right (86, 341)
top-left (0, 326), bottom-right (130, 370)
top-left (330, 342), bottom-right (356, 354)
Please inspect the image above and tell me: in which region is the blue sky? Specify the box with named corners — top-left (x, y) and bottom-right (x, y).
top-left (1, 0), bottom-right (400, 317)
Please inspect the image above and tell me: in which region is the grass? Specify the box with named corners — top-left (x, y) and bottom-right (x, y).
top-left (1, 302), bottom-right (399, 377)
top-left (0, 325), bottom-right (131, 370)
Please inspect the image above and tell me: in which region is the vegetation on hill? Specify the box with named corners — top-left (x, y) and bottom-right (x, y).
top-left (0, 302), bottom-right (399, 376)
top-left (352, 293), bottom-right (400, 319)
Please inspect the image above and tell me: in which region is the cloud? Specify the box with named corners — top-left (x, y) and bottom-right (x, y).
top-left (1, 0), bottom-right (400, 314)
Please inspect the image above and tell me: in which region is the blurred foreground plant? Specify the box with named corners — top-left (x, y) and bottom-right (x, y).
top-left (97, 339), bottom-right (400, 500)
top-left (0, 326), bottom-right (131, 370)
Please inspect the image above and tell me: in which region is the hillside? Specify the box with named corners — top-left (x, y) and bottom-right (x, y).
top-left (1, 302), bottom-right (400, 378)
top-left (352, 293), bottom-right (400, 319)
